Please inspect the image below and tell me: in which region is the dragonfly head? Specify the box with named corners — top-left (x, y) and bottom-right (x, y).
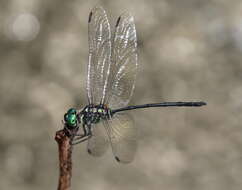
top-left (64, 108), bottom-right (78, 128)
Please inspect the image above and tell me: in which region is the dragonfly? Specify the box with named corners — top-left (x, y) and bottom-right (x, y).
top-left (63, 6), bottom-right (206, 164)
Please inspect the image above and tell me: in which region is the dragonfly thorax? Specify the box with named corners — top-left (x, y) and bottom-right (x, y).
top-left (80, 105), bottom-right (111, 126)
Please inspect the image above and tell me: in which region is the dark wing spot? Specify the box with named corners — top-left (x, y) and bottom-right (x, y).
top-left (116, 16), bottom-right (121, 27)
top-left (115, 156), bottom-right (120, 162)
top-left (87, 149), bottom-right (92, 154)
top-left (88, 11), bottom-right (93, 23)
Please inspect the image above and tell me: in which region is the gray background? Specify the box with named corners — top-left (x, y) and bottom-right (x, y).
top-left (1, 0), bottom-right (242, 189)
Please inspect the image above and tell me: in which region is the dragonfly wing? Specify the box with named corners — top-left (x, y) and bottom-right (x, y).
top-left (103, 113), bottom-right (138, 163)
top-left (87, 121), bottom-right (109, 157)
top-left (105, 12), bottom-right (138, 109)
top-left (87, 6), bottom-right (112, 105)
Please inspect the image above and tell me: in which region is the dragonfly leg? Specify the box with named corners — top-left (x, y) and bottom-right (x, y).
top-left (71, 135), bottom-right (92, 145)
top-left (64, 125), bottom-right (79, 137)
top-left (74, 124), bottom-right (90, 136)
top-left (71, 125), bottom-right (92, 145)
top-left (74, 124), bottom-right (87, 136)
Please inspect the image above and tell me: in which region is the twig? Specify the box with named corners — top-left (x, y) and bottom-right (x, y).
top-left (55, 130), bottom-right (73, 190)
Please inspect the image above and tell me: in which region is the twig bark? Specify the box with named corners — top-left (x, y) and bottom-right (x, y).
top-left (55, 130), bottom-right (73, 190)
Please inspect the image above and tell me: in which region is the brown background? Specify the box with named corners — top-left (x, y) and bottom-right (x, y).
top-left (1, 0), bottom-right (242, 189)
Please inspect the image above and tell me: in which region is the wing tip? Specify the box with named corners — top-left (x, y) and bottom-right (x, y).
top-left (92, 5), bottom-right (105, 10)
top-left (89, 6), bottom-right (108, 23)
top-left (115, 12), bottom-right (135, 28)
top-left (91, 6), bottom-right (106, 14)
top-left (115, 156), bottom-right (121, 162)
top-left (87, 148), bottom-right (92, 154)
top-left (88, 11), bottom-right (93, 23)
top-left (121, 12), bottom-right (134, 20)
top-left (115, 156), bottom-right (133, 164)
top-left (115, 16), bottom-right (121, 27)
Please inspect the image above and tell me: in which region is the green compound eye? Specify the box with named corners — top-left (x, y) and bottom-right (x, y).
top-left (67, 108), bottom-right (76, 115)
top-left (64, 108), bottom-right (77, 127)
top-left (66, 114), bottom-right (77, 126)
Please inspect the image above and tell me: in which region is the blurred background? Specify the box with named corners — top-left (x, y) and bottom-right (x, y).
top-left (1, 0), bottom-right (242, 189)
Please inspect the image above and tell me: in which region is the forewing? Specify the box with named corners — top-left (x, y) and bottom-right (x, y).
top-left (103, 113), bottom-right (138, 163)
top-left (87, 6), bottom-right (111, 105)
top-left (87, 121), bottom-right (109, 157)
top-left (106, 13), bottom-right (138, 109)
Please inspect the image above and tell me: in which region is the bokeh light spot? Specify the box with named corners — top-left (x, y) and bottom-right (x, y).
top-left (8, 13), bottom-right (40, 41)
